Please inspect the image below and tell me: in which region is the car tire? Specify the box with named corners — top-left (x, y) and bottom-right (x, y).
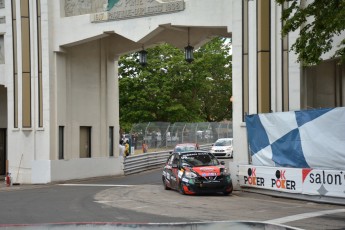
top-left (162, 177), bottom-right (170, 190)
top-left (223, 182), bottom-right (233, 195)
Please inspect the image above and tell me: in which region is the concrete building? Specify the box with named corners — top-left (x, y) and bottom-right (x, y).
top-left (0, 0), bottom-right (344, 185)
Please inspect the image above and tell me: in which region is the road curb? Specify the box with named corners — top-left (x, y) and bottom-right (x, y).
top-left (239, 188), bottom-right (345, 206)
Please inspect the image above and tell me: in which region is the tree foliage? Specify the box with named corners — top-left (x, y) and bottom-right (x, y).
top-left (276, 0), bottom-right (345, 65)
top-left (118, 37), bottom-right (232, 130)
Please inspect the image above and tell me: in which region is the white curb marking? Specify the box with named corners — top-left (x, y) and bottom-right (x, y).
top-left (266, 209), bottom-right (345, 224)
top-left (58, 184), bottom-right (134, 187)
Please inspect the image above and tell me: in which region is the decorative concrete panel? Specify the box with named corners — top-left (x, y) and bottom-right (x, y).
top-left (64, 0), bottom-right (184, 19)
top-left (64, 0), bottom-right (107, 17)
top-left (91, 0), bottom-right (184, 22)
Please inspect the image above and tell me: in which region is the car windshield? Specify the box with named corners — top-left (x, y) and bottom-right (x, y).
top-left (214, 139), bottom-right (232, 146)
top-left (175, 145), bottom-right (196, 152)
top-left (181, 152), bottom-right (219, 167)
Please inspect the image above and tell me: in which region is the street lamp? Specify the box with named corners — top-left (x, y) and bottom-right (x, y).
top-left (139, 47), bottom-right (148, 66)
top-left (185, 28), bottom-right (194, 63)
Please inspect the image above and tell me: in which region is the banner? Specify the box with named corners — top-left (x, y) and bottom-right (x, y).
top-left (245, 107), bottom-right (345, 170)
top-left (239, 165), bottom-right (345, 198)
top-left (239, 165), bottom-right (302, 193)
top-left (302, 168), bottom-right (345, 198)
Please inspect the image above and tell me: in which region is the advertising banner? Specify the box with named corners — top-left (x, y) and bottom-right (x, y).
top-left (239, 165), bottom-right (302, 193)
top-left (302, 169), bottom-right (345, 198)
top-left (239, 165), bottom-right (345, 199)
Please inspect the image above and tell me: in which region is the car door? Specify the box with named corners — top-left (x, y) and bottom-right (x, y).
top-left (170, 153), bottom-right (180, 189)
top-left (163, 154), bottom-right (174, 187)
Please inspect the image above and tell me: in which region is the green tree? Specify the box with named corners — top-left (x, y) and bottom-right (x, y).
top-left (193, 38), bottom-right (232, 122)
top-left (118, 37), bottom-right (232, 130)
top-left (276, 0), bottom-right (345, 65)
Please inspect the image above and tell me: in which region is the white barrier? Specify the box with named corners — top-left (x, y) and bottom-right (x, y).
top-left (239, 165), bottom-right (345, 198)
top-left (0, 221), bottom-right (303, 230)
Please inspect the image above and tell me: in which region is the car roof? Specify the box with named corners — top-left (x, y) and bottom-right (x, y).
top-left (216, 138), bottom-right (233, 141)
top-left (175, 143), bottom-right (197, 146)
top-left (175, 150), bottom-right (209, 156)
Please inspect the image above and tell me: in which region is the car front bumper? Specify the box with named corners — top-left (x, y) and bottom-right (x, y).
top-left (181, 175), bottom-right (233, 194)
top-left (210, 150), bottom-right (233, 157)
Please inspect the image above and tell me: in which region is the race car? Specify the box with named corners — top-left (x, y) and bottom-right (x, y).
top-left (162, 150), bottom-right (233, 195)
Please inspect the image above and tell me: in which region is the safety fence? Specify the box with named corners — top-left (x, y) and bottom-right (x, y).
top-left (123, 144), bottom-right (212, 175)
top-left (125, 121), bottom-right (232, 152)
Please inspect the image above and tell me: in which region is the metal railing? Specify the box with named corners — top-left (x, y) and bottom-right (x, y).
top-left (123, 144), bottom-right (212, 175)
top-left (126, 121), bottom-right (232, 151)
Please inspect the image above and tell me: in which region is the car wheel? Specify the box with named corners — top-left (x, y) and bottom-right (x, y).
top-left (223, 182), bottom-right (233, 195)
top-left (179, 182), bottom-right (186, 195)
top-left (162, 176), bottom-right (170, 190)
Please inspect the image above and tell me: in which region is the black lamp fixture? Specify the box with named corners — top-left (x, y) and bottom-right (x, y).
top-left (184, 27), bottom-right (194, 63)
top-left (139, 46), bottom-right (148, 66)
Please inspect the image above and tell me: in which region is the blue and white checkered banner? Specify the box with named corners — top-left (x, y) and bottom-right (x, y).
top-left (245, 107), bottom-right (345, 170)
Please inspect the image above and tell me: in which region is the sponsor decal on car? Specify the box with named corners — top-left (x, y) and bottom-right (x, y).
top-left (182, 178), bottom-right (189, 183)
top-left (193, 166), bottom-right (220, 176)
top-left (178, 170), bottom-right (183, 178)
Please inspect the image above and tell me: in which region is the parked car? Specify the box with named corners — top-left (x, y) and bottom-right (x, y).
top-left (162, 151), bottom-right (233, 195)
top-left (210, 138), bottom-right (233, 158)
top-left (171, 143), bottom-right (199, 154)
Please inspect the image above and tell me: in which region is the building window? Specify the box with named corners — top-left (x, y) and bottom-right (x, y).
top-left (109, 126), bottom-right (114, 157)
top-left (242, 0), bottom-right (249, 121)
top-left (257, 0), bottom-right (271, 113)
top-left (282, 2), bottom-right (289, 111)
top-left (11, 0), bottom-right (18, 128)
top-left (37, 0), bottom-right (43, 127)
top-left (21, 0), bottom-right (32, 128)
top-left (0, 35), bottom-right (4, 64)
top-left (58, 126), bottom-right (64, 159)
top-left (80, 126), bottom-right (91, 158)
top-left (303, 60), bottom-right (344, 109)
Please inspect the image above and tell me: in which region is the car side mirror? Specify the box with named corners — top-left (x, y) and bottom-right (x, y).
top-left (220, 161), bottom-right (225, 165)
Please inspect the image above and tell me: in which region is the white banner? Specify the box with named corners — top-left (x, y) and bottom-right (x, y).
top-left (239, 165), bottom-right (302, 193)
top-left (239, 165), bottom-right (345, 198)
top-left (302, 169), bottom-right (345, 198)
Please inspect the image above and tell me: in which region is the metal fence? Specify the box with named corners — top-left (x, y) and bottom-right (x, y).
top-left (126, 121), bottom-right (232, 152)
top-left (123, 144), bottom-right (213, 175)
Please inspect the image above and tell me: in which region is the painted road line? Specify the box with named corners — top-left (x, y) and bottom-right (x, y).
top-left (58, 184), bottom-right (134, 187)
top-left (266, 209), bottom-right (345, 224)
top-left (95, 200), bottom-right (133, 204)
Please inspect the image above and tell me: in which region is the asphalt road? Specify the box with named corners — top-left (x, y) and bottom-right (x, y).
top-left (0, 165), bottom-right (345, 230)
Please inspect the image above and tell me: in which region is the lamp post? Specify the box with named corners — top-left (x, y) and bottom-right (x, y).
top-left (139, 48), bottom-right (147, 66)
top-left (185, 28), bottom-right (194, 63)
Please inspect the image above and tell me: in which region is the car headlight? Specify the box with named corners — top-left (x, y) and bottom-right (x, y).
top-left (226, 147), bottom-right (233, 151)
top-left (184, 171), bottom-right (197, 178)
top-left (221, 167), bottom-right (230, 175)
